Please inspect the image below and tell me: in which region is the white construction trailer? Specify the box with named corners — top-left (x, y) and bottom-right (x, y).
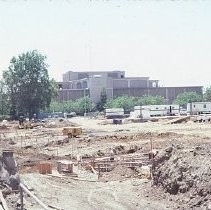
top-left (187, 102), bottom-right (211, 114)
top-left (105, 108), bottom-right (124, 119)
top-left (133, 105), bottom-right (179, 117)
top-left (131, 107), bottom-right (151, 119)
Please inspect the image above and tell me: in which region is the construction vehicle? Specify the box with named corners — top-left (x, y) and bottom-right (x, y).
top-left (18, 122), bottom-right (34, 129)
top-left (18, 116), bottom-right (34, 129)
top-left (62, 127), bottom-right (82, 138)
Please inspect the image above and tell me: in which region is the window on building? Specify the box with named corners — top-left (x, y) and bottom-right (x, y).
top-left (78, 73), bottom-right (89, 79)
top-left (76, 82), bottom-right (82, 89)
top-left (108, 73), bottom-right (118, 78)
top-left (152, 82), bottom-right (157, 87)
top-left (58, 84), bottom-right (63, 90)
top-left (204, 104), bottom-right (207, 108)
top-left (82, 81), bottom-right (88, 88)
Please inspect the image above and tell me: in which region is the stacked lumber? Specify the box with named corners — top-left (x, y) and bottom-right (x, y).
top-left (168, 116), bottom-right (191, 124)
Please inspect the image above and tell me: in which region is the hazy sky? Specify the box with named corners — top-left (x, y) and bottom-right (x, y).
top-left (0, 0), bottom-right (210, 87)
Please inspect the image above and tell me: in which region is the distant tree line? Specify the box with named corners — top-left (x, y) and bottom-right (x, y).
top-left (47, 91), bottom-right (207, 115)
top-left (173, 92), bottom-right (203, 107)
top-left (49, 95), bottom-right (165, 115)
top-left (50, 97), bottom-right (94, 115)
top-left (105, 95), bottom-right (165, 113)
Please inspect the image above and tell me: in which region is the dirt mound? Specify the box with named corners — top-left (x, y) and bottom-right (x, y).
top-left (45, 119), bottom-right (78, 128)
top-left (100, 165), bottom-right (135, 182)
top-left (0, 125), bottom-right (9, 130)
top-left (157, 132), bottom-right (183, 138)
top-left (152, 143), bottom-right (211, 209)
top-left (94, 132), bottom-right (183, 144)
top-left (112, 145), bottom-right (125, 155)
top-left (113, 145), bottom-right (141, 155)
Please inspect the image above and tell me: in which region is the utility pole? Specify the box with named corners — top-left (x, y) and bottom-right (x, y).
top-left (84, 89), bottom-right (86, 117)
top-left (1, 87), bottom-right (3, 116)
top-left (84, 88), bottom-right (89, 117)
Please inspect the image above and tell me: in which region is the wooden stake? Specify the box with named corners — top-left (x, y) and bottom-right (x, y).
top-left (150, 138), bottom-right (153, 152)
top-left (19, 183), bottom-right (49, 210)
top-left (19, 186), bottom-right (24, 210)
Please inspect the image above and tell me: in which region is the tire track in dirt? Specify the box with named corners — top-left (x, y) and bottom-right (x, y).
top-left (87, 186), bottom-right (127, 210)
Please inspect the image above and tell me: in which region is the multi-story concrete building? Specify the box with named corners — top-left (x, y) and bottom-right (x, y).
top-left (57, 70), bottom-right (203, 104)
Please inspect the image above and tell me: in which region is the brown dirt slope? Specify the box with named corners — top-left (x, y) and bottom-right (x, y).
top-left (152, 143), bottom-right (211, 209)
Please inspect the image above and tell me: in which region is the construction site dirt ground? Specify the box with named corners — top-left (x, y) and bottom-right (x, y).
top-left (2, 116), bottom-right (211, 209)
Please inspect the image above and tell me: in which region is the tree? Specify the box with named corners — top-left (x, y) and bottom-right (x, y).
top-left (174, 92), bottom-right (202, 107)
top-left (3, 50), bottom-right (57, 119)
top-left (49, 101), bottom-right (64, 113)
top-left (0, 81), bottom-right (10, 116)
top-left (73, 97), bottom-right (93, 115)
top-left (96, 89), bottom-right (107, 112)
top-left (49, 97), bottom-right (94, 115)
top-left (138, 95), bottom-right (165, 105)
top-left (105, 95), bottom-right (165, 113)
top-left (106, 96), bottom-right (138, 113)
top-left (204, 86), bottom-right (211, 101)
